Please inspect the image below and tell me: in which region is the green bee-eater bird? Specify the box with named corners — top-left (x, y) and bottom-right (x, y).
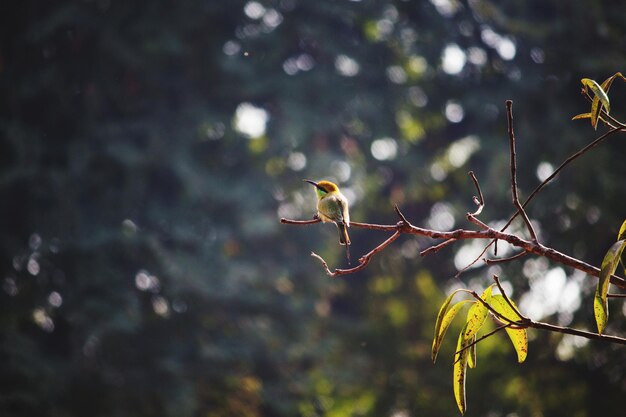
top-left (304, 179), bottom-right (351, 246)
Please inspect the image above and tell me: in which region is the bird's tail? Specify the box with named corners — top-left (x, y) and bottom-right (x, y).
top-left (337, 222), bottom-right (351, 246)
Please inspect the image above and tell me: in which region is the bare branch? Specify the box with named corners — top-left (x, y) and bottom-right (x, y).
top-left (468, 171), bottom-right (484, 217)
top-left (420, 238), bottom-right (457, 256)
top-left (506, 100), bottom-right (538, 242)
top-left (455, 243), bottom-right (492, 278)
top-left (608, 293), bottom-right (626, 298)
top-left (528, 320), bottom-right (626, 345)
top-left (310, 231), bottom-right (401, 277)
top-left (280, 217), bottom-right (321, 225)
top-left (484, 251), bottom-right (528, 265)
top-left (500, 125), bottom-right (626, 235)
top-left (467, 214), bottom-right (490, 230)
top-left (282, 213), bottom-right (626, 290)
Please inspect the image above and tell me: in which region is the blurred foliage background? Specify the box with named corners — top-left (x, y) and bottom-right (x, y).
top-left (1, 0), bottom-right (626, 416)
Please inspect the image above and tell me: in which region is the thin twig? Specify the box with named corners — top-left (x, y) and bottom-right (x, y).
top-left (506, 100), bottom-right (538, 242)
top-left (500, 125), bottom-right (625, 235)
top-left (466, 289), bottom-right (525, 327)
top-left (471, 116), bottom-right (626, 273)
top-left (467, 214), bottom-right (490, 230)
top-left (311, 231), bottom-right (401, 277)
top-left (484, 251), bottom-right (528, 265)
top-left (420, 238), bottom-right (457, 256)
top-left (493, 275), bottom-right (526, 320)
top-left (528, 320), bottom-right (626, 345)
top-left (455, 243), bottom-right (493, 278)
top-left (608, 293), bottom-right (626, 298)
top-left (466, 172), bottom-right (490, 229)
top-left (454, 323), bottom-right (512, 357)
top-left (280, 217), bottom-right (321, 225)
top-left (468, 171), bottom-right (484, 216)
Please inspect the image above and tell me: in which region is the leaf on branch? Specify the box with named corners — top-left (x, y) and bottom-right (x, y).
top-left (490, 295), bottom-right (528, 362)
top-left (432, 296), bottom-right (471, 363)
top-left (571, 113), bottom-right (592, 121)
top-left (453, 324), bottom-right (470, 415)
top-left (600, 72), bottom-right (626, 94)
top-left (595, 239), bottom-right (626, 333)
top-left (618, 219), bottom-right (626, 241)
top-left (452, 286), bottom-right (492, 414)
top-left (467, 335), bottom-right (477, 369)
top-left (463, 286), bottom-right (493, 342)
top-left (581, 78), bottom-right (610, 130)
top-left (619, 220), bottom-right (626, 276)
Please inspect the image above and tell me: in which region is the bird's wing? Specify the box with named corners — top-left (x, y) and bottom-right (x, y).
top-left (317, 194), bottom-right (343, 223)
top-left (337, 196), bottom-right (349, 227)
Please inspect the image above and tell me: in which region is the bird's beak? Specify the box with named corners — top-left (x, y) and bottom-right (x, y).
top-left (303, 179), bottom-right (322, 190)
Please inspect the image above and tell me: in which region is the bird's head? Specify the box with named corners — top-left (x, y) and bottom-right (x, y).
top-left (303, 179), bottom-right (339, 198)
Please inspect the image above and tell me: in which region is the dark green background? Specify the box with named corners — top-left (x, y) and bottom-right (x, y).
top-left (1, 1), bottom-right (626, 416)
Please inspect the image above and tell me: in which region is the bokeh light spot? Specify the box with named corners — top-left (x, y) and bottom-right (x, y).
top-left (371, 138), bottom-right (398, 161)
top-left (335, 55), bottom-right (360, 77)
top-left (234, 103), bottom-right (269, 138)
top-left (441, 44), bottom-right (466, 75)
top-left (444, 101), bottom-right (464, 123)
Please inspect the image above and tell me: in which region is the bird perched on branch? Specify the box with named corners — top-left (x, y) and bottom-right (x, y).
top-left (304, 179), bottom-right (351, 246)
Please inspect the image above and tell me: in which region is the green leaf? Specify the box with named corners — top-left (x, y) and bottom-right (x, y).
top-left (595, 239), bottom-right (626, 333)
top-left (581, 78), bottom-right (610, 130)
top-left (617, 219), bottom-right (626, 241)
top-left (432, 299), bottom-right (471, 363)
top-left (490, 295), bottom-right (528, 362)
top-left (453, 324), bottom-right (470, 415)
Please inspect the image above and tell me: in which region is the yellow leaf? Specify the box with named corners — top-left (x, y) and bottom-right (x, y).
top-left (432, 299), bottom-right (471, 363)
top-left (595, 240), bottom-right (626, 333)
top-left (453, 324), bottom-right (470, 415)
top-left (618, 219), bottom-right (626, 241)
top-left (600, 72), bottom-right (626, 93)
top-left (571, 113), bottom-right (591, 121)
top-left (490, 295), bottom-right (528, 362)
top-left (462, 286), bottom-right (492, 341)
top-left (581, 78), bottom-right (610, 130)
top-left (467, 335), bottom-right (477, 369)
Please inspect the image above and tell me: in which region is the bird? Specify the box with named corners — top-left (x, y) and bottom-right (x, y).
top-left (303, 179), bottom-right (351, 246)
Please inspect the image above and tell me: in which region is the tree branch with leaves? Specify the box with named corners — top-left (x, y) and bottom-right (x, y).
top-left (281, 73), bottom-right (626, 414)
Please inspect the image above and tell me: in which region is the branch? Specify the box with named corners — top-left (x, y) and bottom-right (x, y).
top-left (454, 323), bottom-right (512, 357)
top-left (500, 125), bottom-right (626, 235)
top-left (468, 171), bottom-right (484, 217)
top-left (484, 251), bottom-right (528, 265)
top-left (506, 100), bottom-right (538, 242)
top-left (492, 275), bottom-right (525, 319)
top-left (466, 171), bottom-right (490, 230)
top-left (282, 213), bottom-right (626, 289)
top-left (527, 320), bottom-right (626, 345)
top-left (420, 238), bottom-right (457, 256)
top-left (311, 231), bottom-right (401, 277)
top-left (280, 216), bottom-right (321, 225)
top-left (466, 288), bottom-right (626, 346)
